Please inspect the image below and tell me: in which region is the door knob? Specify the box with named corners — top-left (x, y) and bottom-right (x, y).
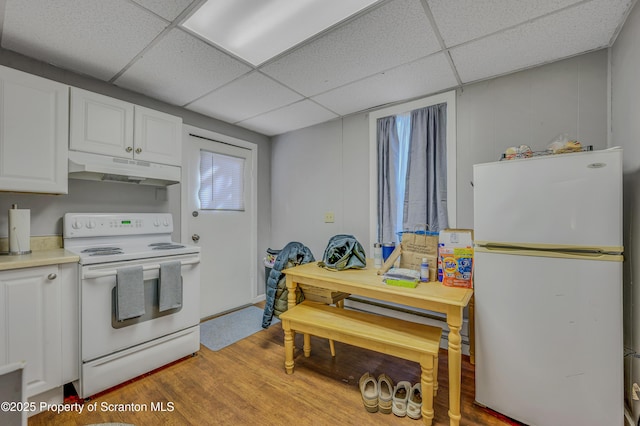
top-left (192, 234), bottom-right (200, 242)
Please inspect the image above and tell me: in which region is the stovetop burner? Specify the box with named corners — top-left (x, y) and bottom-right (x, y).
top-left (81, 247), bottom-right (125, 256)
top-left (150, 243), bottom-right (185, 250)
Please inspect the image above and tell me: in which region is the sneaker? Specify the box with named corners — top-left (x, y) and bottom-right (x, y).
top-left (392, 381), bottom-right (411, 417)
top-left (407, 382), bottom-right (423, 420)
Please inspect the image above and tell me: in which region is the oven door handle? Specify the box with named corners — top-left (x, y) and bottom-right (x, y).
top-left (83, 258), bottom-right (200, 279)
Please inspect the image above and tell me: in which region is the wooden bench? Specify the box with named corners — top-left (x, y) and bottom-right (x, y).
top-left (279, 301), bottom-right (442, 425)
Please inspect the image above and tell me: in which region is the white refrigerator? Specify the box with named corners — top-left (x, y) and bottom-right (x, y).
top-left (472, 147), bottom-right (623, 426)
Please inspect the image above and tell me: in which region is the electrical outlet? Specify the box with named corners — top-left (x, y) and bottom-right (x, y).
top-left (324, 212), bottom-right (335, 223)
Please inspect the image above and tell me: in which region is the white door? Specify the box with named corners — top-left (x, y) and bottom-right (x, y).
top-left (184, 128), bottom-right (257, 319)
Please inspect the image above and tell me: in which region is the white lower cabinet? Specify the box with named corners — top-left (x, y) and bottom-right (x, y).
top-left (0, 264), bottom-right (78, 405)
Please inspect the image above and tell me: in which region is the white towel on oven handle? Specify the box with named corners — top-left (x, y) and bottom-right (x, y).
top-left (116, 265), bottom-right (145, 321)
top-left (159, 261), bottom-right (183, 312)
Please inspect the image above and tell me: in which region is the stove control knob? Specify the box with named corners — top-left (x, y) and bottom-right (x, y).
top-left (153, 219), bottom-right (160, 227)
top-left (87, 221), bottom-right (96, 229)
top-left (163, 219), bottom-right (170, 227)
top-left (72, 220), bottom-right (83, 230)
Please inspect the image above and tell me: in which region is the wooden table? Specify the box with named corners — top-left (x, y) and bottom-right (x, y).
top-left (284, 260), bottom-right (473, 426)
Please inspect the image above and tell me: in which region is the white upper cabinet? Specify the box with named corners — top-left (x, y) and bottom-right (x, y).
top-left (134, 105), bottom-right (182, 166)
top-left (0, 65), bottom-right (69, 194)
top-left (70, 88), bottom-right (182, 166)
top-left (70, 87), bottom-right (134, 158)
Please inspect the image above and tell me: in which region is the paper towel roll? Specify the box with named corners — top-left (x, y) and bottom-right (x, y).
top-left (8, 206), bottom-right (30, 254)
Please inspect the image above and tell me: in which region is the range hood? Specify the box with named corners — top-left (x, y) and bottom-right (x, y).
top-left (68, 151), bottom-right (180, 186)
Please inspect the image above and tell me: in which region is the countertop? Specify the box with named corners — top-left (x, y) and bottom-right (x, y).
top-left (0, 236), bottom-right (79, 271)
top-left (0, 249), bottom-right (79, 271)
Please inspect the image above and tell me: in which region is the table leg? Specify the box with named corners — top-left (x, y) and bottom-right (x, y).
top-left (447, 307), bottom-right (463, 426)
top-left (469, 294), bottom-right (475, 365)
top-left (286, 276), bottom-right (298, 350)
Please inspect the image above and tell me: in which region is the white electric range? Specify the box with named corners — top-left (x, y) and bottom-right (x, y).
top-left (63, 213), bottom-right (201, 399)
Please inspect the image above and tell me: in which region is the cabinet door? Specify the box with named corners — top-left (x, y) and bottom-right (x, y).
top-left (70, 87), bottom-right (134, 158)
top-left (0, 66), bottom-right (68, 194)
top-left (0, 266), bottom-right (61, 398)
top-left (134, 105), bottom-right (182, 166)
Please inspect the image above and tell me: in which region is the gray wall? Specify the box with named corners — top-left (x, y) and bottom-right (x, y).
top-left (0, 48), bottom-right (272, 296)
top-left (270, 49), bottom-right (609, 259)
top-left (612, 0), bottom-right (640, 420)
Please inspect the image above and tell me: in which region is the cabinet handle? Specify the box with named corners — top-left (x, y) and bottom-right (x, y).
top-left (126, 147), bottom-right (133, 153)
top-left (47, 273), bottom-right (57, 280)
top-left (135, 148), bottom-right (142, 154)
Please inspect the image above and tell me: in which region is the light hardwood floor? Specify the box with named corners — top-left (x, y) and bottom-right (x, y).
top-left (29, 307), bottom-right (517, 426)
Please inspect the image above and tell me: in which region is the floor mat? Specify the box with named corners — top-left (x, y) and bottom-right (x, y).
top-left (200, 305), bottom-right (279, 351)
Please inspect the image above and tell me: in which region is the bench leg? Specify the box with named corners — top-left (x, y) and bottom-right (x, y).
top-left (303, 333), bottom-right (312, 357)
top-left (420, 355), bottom-right (435, 426)
top-left (283, 320), bottom-right (295, 374)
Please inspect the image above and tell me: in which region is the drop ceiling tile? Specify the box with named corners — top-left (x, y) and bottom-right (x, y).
top-left (450, 0), bottom-right (633, 84)
top-left (115, 29), bottom-right (251, 106)
top-left (428, 0), bottom-right (583, 47)
top-left (261, 0), bottom-right (440, 97)
top-left (238, 100), bottom-right (339, 136)
top-left (132, 0), bottom-right (193, 21)
top-left (186, 72), bottom-right (303, 123)
top-left (313, 53), bottom-right (458, 116)
top-left (1, 0), bottom-right (168, 81)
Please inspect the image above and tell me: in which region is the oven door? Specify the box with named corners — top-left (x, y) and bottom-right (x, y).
top-left (80, 253), bottom-right (200, 362)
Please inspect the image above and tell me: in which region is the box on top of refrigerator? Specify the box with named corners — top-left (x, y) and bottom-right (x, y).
top-left (439, 229), bottom-right (474, 288)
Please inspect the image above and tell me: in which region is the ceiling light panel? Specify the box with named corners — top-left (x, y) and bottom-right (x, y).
top-left (182, 0), bottom-right (380, 66)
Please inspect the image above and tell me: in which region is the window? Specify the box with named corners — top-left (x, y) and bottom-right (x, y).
top-left (198, 149), bottom-right (245, 211)
top-left (369, 90), bottom-right (456, 245)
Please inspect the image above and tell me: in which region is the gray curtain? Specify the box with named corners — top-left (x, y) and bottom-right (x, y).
top-left (403, 103), bottom-right (448, 231)
top-left (376, 116), bottom-right (399, 243)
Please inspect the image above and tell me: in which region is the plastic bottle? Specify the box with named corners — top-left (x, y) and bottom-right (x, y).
top-left (420, 257), bottom-right (429, 282)
top-left (373, 243), bottom-right (382, 268)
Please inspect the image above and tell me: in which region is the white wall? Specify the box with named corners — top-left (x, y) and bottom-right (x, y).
top-left (611, 1), bottom-right (640, 420)
top-left (271, 49), bottom-right (609, 258)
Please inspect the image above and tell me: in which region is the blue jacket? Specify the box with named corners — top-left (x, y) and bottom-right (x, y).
top-left (261, 242), bottom-right (314, 328)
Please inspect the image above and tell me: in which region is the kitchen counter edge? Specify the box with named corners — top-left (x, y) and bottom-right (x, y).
top-left (0, 249), bottom-right (79, 271)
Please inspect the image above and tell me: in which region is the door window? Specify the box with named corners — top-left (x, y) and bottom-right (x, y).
top-left (198, 149), bottom-right (245, 211)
